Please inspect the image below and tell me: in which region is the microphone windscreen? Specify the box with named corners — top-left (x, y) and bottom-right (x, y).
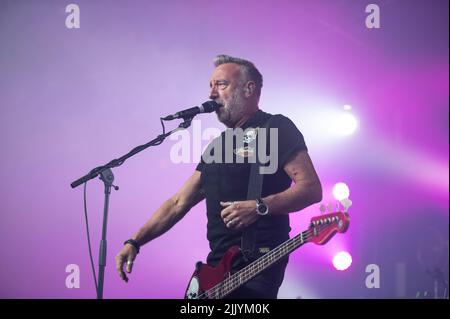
top-left (201, 100), bottom-right (220, 113)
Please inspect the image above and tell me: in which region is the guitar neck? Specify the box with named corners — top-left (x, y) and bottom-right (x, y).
top-left (207, 229), bottom-right (311, 299)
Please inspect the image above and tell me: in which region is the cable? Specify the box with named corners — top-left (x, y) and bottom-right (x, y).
top-left (83, 181), bottom-right (98, 293)
top-left (160, 117), bottom-right (166, 135)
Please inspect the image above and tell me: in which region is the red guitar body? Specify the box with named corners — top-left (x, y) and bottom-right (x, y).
top-left (184, 246), bottom-right (241, 299)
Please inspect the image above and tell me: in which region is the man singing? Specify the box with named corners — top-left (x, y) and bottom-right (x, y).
top-left (115, 54), bottom-right (322, 298)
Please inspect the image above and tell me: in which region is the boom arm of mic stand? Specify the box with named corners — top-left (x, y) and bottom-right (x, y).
top-left (70, 118), bottom-right (193, 188)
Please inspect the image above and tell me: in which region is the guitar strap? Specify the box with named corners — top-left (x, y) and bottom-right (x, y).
top-left (241, 115), bottom-right (274, 261)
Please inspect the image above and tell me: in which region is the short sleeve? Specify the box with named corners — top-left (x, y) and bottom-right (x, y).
top-left (272, 114), bottom-right (308, 169)
top-left (196, 156), bottom-right (205, 172)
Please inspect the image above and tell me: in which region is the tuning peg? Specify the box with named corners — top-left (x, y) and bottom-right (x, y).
top-left (327, 202), bottom-right (334, 213)
top-left (335, 201), bottom-right (341, 212)
top-left (339, 198), bottom-right (352, 212)
top-left (319, 204), bottom-right (326, 215)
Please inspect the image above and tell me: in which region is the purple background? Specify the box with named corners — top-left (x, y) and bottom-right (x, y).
top-left (0, 0), bottom-right (448, 299)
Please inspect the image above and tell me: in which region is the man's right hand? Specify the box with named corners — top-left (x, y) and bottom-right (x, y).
top-left (115, 244), bottom-right (138, 283)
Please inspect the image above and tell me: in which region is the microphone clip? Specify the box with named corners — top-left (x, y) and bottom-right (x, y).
top-left (179, 118), bottom-right (193, 128)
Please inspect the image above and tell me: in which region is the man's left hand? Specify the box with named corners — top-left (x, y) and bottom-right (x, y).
top-left (220, 200), bottom-right (260, 230)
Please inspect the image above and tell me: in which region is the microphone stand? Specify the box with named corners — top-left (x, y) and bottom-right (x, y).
top-left (70, 117), bottom-right (193, 299)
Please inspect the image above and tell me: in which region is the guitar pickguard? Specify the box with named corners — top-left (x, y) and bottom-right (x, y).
top-left (186, 276), bottom-right (201, 299)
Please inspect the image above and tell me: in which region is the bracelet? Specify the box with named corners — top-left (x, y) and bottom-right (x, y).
top-left (123, 239), bottom-right (140, 254)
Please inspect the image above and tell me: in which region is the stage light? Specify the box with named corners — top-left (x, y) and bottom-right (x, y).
top-left (343, 104), bottom-right (352, 111)
top-left (332, 182), bottom-right (350, 200)
top-left (332, 112), bottom-right (358, 136)
top-left (333, 251), bottom-right (352, 271)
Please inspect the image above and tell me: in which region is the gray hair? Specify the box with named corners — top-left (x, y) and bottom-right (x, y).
top-left (213, 54), bottom-right (263, 98)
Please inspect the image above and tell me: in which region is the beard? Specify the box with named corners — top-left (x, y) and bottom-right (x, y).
top-left (216, 90), bottom-right (246, 128)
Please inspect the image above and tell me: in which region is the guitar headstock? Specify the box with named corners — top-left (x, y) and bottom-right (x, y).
top-left (308, 201), bottom-right (351, 245)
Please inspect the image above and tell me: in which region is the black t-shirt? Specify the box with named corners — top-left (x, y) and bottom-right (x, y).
top-left (196, 110), bottom-right (308, 266)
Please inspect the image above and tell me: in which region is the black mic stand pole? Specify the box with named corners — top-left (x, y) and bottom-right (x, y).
top-left (70, 117), bottom-right (193, 299)
top-left (97, 168), bottom-right (114, 299)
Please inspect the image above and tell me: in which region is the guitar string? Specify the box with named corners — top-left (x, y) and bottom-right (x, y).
top-left (199, 223), bottom-right (330, 299)
top-left (196, 221), bottom-right (336, 299)
top-left (200, 216), bottom-right (345, 299)
top-left (197, 228), bottom-right (313, 299)
top-left (212, 222), bottom-right (336, 298)
top-left (205, 228), bottom-right (313, 299)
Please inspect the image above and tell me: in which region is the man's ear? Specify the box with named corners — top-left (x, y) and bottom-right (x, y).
top-left (244, 82), bottom-right (256, 97)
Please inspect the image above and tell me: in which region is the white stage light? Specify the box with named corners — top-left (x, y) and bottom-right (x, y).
top-left (332, 182), bottom-right (350, 200)
top-left (343, 104), bottom-right (352, 111)
top-left (333, 112), bottom-right (358, 136)
top-left (333, 251), bottom-right (352, 271)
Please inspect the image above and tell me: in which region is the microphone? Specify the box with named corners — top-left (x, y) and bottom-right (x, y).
top-left (162, 101), bottom-right (220, 120)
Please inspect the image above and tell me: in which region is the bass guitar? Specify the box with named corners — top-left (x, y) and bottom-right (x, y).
top-left (185, 210), bottom-right (350, 299)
